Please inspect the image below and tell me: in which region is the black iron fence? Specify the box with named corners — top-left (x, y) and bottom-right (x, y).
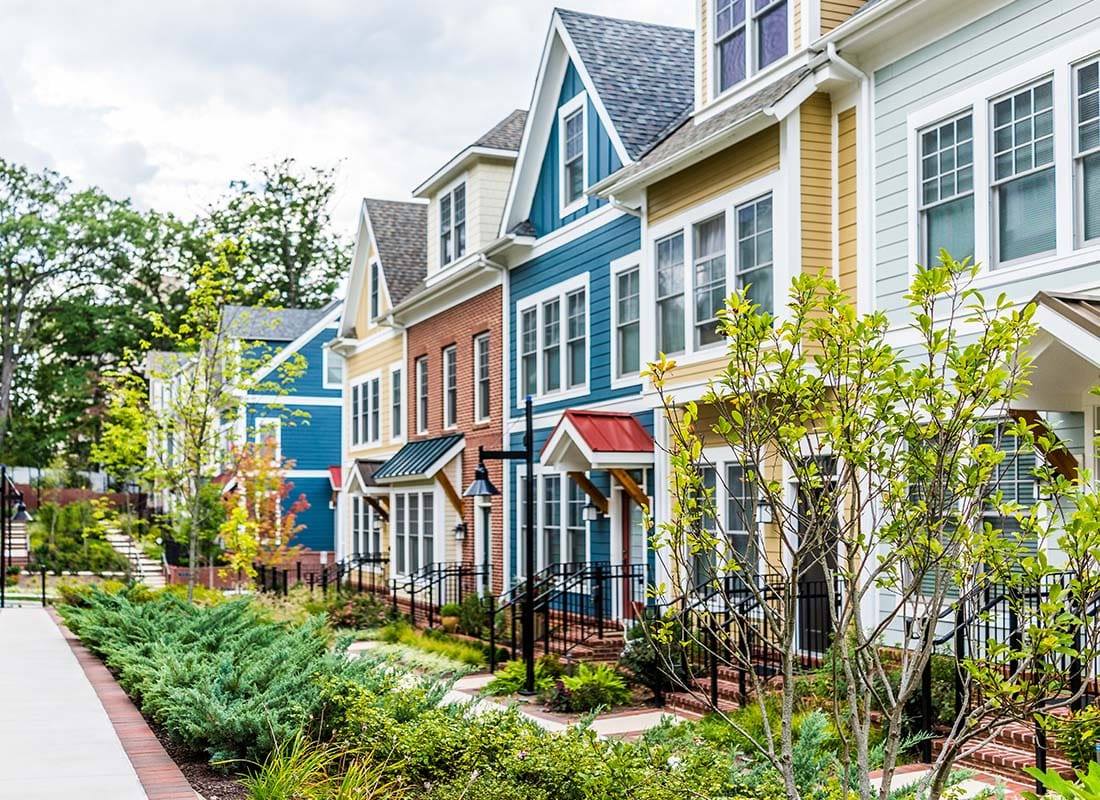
top-left (253, 552), bottom-right (390, 598)
top-left (391, 562), bottom-right (489, 627)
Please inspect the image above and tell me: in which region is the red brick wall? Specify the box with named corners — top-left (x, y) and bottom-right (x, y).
top-left (406, 284), bottom-right (505, 592)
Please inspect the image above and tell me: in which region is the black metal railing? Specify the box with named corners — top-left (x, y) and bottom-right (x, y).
top-left (650, 573), bottom-right (839, 709)
top-left (254, 552), bottom-right (389, 598)
top-left (391, 562), bottom-right (488, 627)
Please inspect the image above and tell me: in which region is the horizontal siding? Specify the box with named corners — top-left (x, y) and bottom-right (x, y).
top-left (802, 93), bottom-right (833, 277)
top-left (508, 214), bottom-right (643, 416)
top-left (821, 0), bottom-right (863, 34)
top-left (647, 126), bottom-right (781, 224)
top-left (873, 0), bottom-right (1100, 323)
top-left (474, 161), bottom-right (514, 252)
top-left (837, 106), bottom-right (858, 300)
top-left (246, 403), bottom-right (341, 472)
top-left (664, 355), bottom-right (727, 390)
top-left (345, 333), bottom-right (404, 458)
top-left (284, 476), bottom-right (336, 552)
top-left (279, 328), bottom-right (341, 398)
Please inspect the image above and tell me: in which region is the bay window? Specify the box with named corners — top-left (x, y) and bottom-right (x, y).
top-left (992, 80), bottom-right (1056, 265)
top-left (919, 113), bottom-right (975, 265)
top-left (656, 232), bottom-right (685, 355)
top-left (693, 216), bottom-right (726, 347)
top-left (615, 267), bottom-right (640, 378)
top-left (1077, 58), bottom-right (1100, 243)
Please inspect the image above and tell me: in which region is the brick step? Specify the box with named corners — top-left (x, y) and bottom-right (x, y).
top-left (664, 689), bottom-right (740, 716)
top-left (933, 739), bottom-right (1076, 784)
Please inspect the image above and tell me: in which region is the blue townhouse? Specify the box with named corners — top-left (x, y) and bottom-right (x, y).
top-left (224, 302), bottom-right (343, 556)
top-left (491, 9), bottom-right (693, 614)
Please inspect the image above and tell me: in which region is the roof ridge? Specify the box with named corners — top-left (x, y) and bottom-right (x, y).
top-left (554, 6), bottom-right (692, 34)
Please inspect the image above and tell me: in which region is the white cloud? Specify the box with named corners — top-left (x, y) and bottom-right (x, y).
top-left (0, 1), bottom-right (693, 230)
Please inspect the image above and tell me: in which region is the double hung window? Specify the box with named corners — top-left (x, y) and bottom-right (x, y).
top-left (562, 107), bottom-right (586, 209)
top-left (351, 379), bottom-right (380, 446)
top-left (919, 114), bottom-right (975, 265)
top-left (694, 216), bottom-right (726, 347)
top-left (521, 309), bottom-right (538, 398)
top-left (517, 283), bottom-right (587, 399)
top-left (442, 345), bottom-right (457, 429)
top-left (392, 491), bottom-right (435, 575)
top-left (992, 80), bottom-right (1056, 264)
top-left (615, 267), bottom-right (640, 377)
top-left (715, 0), bottom-right (788, 95)
top-left (440, 183), bottom-right (466, 266)
top-left (735, 195), bottom-right (774, 314)
top-left (1077, 59), bottom-right (1100, 243)
top-left (415, 357), bottom-right (429, 434)
top-left (656, 233), bottom-right (685, 355)
top-left (474, 333), bottom-right (491, 422)
top-left (566, 289), bottom-right (586, 389)
top-left (370, 262), bottom-right (380, 318)
top-left (391, 367), bottom-right (403, 439)
top-left (542, 300), bottom-right (560, 393)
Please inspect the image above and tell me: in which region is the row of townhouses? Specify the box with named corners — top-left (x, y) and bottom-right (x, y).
top-left (206, 0), bottom-right (1100, 658)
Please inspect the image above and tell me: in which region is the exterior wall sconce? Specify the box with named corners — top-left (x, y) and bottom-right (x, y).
top-left (454, 521), bottom-right (467, 540)
top-left (582, 501), bottom-right (603, 523)
top-left (756, 496), bottom-right (773, 525)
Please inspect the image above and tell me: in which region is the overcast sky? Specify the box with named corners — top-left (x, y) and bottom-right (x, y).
top-left (1, 1), bottom-right (693, 231)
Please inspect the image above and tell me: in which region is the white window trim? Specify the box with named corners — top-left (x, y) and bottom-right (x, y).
top-left (645, 172), bottom-right (781, 368)
top-left (389, 362), bottom-right (405, 444)
top-left (439, 173), bottom-right (468, 268)
top-left (1073, 55), bottom-right (1100, 249)
top-left (697, 445), bottom-right (765, 581)
top-left (415, 356), bottom-right (429, 435)
top-left (322, 347), bottom-right (343, 390)
top-left (514, 465), bottom-right (591, 577)
top-left (351, 372), bottom-right (383, 447)
top-left (390, 485), bottom-right (443, 578)
top-left (917, 109), bottom-right (976, 268)
top-left (253, 416), bottom-right (282, 459)
top-left (558, 91), bottom-right (589, 219)
top-left (473, 332), bottom-right (491, 424)
top-left (442, 344), bottom-right (458, 430)
top-left (711, 0), bottom-right (794, 103)
top-left (610, 252), bottom-right (643, 389)
top-left (369, 261), bottom-right (381, 320)
top-left (515, 272), bottom-right (590, 407)
top-left (904, 32), bottom-right (1100, 291)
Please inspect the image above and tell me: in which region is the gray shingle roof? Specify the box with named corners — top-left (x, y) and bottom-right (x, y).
top-left (556, 8), bottom-right (694, 159)
top-left (222, 301), bottom-right (336, 341)
top-left (373, 433), bottom-right (464, 482)
top-left (604, 67), bottom-right (811, 187)
top-left (364, 198), bottom-right (428, 306)
top-left (474, 109), bottom-right (528, 151)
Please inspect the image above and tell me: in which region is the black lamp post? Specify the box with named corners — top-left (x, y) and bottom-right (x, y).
top-left (464, 396), bottom-right (537, 694)
top-left (1, 465), bottom-right (33, 609)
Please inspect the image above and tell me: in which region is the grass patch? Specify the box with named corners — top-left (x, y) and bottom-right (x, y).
top-left (376, 622), bottom-right (487, 667)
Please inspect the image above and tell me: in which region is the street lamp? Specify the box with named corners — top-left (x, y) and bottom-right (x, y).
top-left (1, 465), bottom-right (33, 609)
top-left (464, 396), bottom-right (537, 694)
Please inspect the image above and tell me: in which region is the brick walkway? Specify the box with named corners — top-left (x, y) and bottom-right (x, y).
top-left (0, 607), bottom-right (196, 799)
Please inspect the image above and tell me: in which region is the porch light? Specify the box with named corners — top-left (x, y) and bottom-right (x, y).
top-left (371, 514), bottom-right (383, 533)
top-left (454, 521), bottom-right (467, 540)
top-left (464, 462), bottom-right (500, 497)
top-left (11, 500), bottom-right (31, 523)
top-left (582, 501), bottom-right (602, 523)
top-left (755, 496), bottom-right (773, 525)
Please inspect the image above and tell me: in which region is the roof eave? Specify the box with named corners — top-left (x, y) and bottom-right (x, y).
top-left (413, 147), bottom-right (519, 199)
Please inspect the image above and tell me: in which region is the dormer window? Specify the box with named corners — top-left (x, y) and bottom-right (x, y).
top-left (715, 0), bottom-right (788, 95)
top-left (440, 183), bottom-right (466, 266)
top-left (558, 93), bottom-right (588, 216)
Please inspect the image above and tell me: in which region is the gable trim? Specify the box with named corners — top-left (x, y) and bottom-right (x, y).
top-left (249, 303), bottom-right (343, 385)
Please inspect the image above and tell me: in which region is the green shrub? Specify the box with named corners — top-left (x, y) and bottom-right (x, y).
top-left (439, 602), bottom-right (461, 617)
top-left (545, 663), bottom-right (632, 712)
top-left (483, 655), bottom-right (562, 696)
top-left (457, 593), bottom-right (489, 637)
top-left (619, 617), bottom-right (694, 703)
top-left (30, 501), bottom-right (132, 573)
top-left (1044, 706), bottom-right (1100, 770)
top-left (328, 593), bottom-right (389, 629)
top-left (373, 622), bottom-right (487, 666)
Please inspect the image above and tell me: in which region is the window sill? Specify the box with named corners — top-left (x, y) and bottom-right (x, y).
top-left (560, 197), bottom-right (587, 219)
top-left (519, 384), bottom-right (590, 409)
top-left (973, 242), bottom-right (1100, 294)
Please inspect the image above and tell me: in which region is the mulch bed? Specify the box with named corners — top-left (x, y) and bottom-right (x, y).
top-left (148, 722), bottom-right (249, 800)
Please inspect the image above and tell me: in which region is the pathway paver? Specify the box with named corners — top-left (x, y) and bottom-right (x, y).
top-left (0, 607), bottom-right (148, 799)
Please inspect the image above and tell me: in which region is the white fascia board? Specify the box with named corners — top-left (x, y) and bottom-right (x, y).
top-left (339, 201), bottom-right (374, 338)
top-left (1033, 306), bottom-right (1100, 369)
top-left (413, 147), bottom-right (518, 199)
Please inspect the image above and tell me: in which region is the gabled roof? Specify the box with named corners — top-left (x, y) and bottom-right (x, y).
top-left (542, 410), bottom-right (654, 470)
top-left (1034, 292), bottom-right (1100, 338)
top-left (373, 434), bottom-right (464, 483)
top-left (556, 9), bottom-right (693, 160)
top-left (222, 301), bottom-right (338, 342)
top-left (474, 109), bottom-right (528, 150)
top-left (363, 198), bottom-right (428, 307)
top-left (596, 67), bottom-right (812, 193)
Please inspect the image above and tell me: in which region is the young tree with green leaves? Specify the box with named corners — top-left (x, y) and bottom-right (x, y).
top-left (647, 256), bottom-right (1100, 800)
top-left (101, 242), bottom-right (305, 602)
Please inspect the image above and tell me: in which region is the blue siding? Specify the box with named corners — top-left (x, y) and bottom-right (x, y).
top-left (529, 61), bottom-right (623, 237)
top-left (508, 214), bottom-right (642, 417)
top-left (242, 321), bottom-right (342, 552)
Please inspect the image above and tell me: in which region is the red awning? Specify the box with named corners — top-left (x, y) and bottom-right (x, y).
top-left (328, 466), bottom-right (342, 491)
top-left (541, 410), bottom-right (654, 470)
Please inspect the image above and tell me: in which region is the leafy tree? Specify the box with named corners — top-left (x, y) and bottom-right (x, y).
top-left (218, 438), bottom-right (308, 586)
top-left (100, 243), bottom-right (305, 602)
top-left (647, 255), bottom-right (1100, 800)
top-left (207, 158), bottom-right (350, 308)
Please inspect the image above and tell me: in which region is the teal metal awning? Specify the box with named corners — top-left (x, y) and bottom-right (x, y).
top-left (373, 433), bottom-right (464, 483)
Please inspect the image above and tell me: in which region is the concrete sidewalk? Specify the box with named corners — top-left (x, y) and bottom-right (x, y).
top-left (0, 607), bottom-right (147, 799)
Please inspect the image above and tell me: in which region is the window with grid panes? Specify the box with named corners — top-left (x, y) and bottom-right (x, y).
top-left (1077, 59), bottom-right (1100, 243)
top-left (567, 480), bottom-right (586, 563)
top-left (726, 464), bottom-right (758, 588)
top-left (566, 289), bottom-right (586, 388)
top-left (416, 357), bottom-right (429, 434)
top-left (563, 109), bottom-right (585, 206)
top-left (544, 474), bottom-right (561, 565)
top-left (715, 0), bottom-right (788, 94)
top-left (736, 195), bottom-right (774, 314)
top-left (442, 345), bottom-right (457, 429)
top-left (521, 308), bottom-right (538, 397)
top-left (616, 268), bottom-right (640, 377)
top-left (369, 377), bottom-right (380, 443)
top-left (920, 113), bottom-right (975, 265)
top-left (543, 300), bottom-right (560, 392)
top-left (694, 216), bottom-right (726, 347)
top-left (656, 232), bottom-right (685, 354)
top-left (992, 80), bottom-right (1056, 264)
top-left (474, 334), bottom-right (490, 422)
top-left (391, 368), bottom-right (402, 438)
top-left (439, 184), bottom-right (467, 266)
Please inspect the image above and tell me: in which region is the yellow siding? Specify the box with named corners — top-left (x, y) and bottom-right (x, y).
top-left (800, 93), bottom-right (833, 278)
top-left (837, 107), bottom-right (858, 301)
top-left (821, 0), bottom-right (864, 34)
top-left (354, 241), bottom-right (381, 335)
top-left (792, 0), bottom-right (802, 50)
top-left (647, 126), bottom-right (781, 224)
top-left (345, 332), bottom-right (403, 459)
top-left (664, 357), bottom-right (725, 391)
top-left (699, 0), bottom-right (709, 103)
